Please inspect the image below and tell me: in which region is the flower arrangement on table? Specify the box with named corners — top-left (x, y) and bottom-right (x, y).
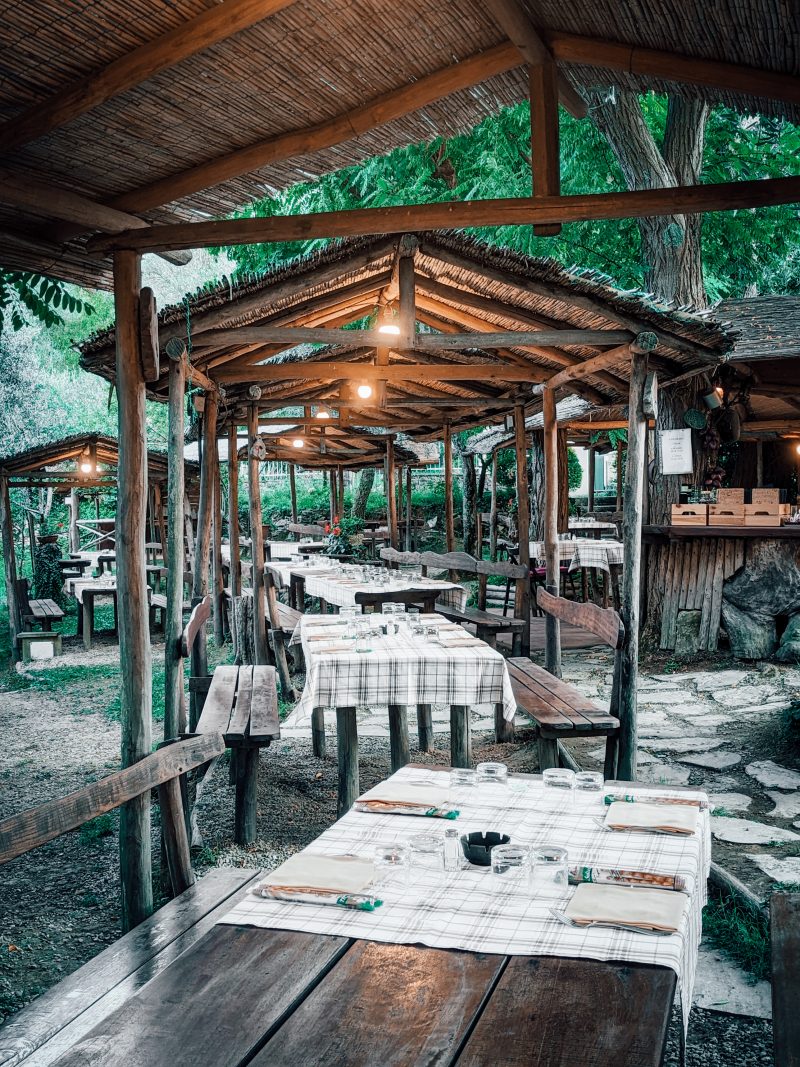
top-left (324, 515), bottom-right (366, 557)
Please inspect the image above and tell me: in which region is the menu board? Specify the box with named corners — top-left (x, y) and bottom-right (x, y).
top-left (659, 428), bottom-right (694, 476)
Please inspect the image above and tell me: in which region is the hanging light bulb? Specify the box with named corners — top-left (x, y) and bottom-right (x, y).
top-left (316, 409), bottom-right (330, 419)
top-left (357, 383), bottom-right (373, 399)
top-left (80, 460), bottom-right (93, 474)
top-left (378, 323), bottom-right (400, 336)
top-left (292, 438), bottom-right (304, 449)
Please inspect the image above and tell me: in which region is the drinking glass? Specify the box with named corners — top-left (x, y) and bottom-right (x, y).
top-left (530, 845), bottom-right (569, 892)
top-left (449, 767), bottom-right (477, 804)
top-left (372, 843), bottom-right (411, 889)
top-left (574, 771), bottom-right (604, 793)
top-left (406, 832), bottom-right (445, 872)
top-left (476, 762), bottom-right (509, 787)
top-left (355, 621), bottom-right (372, 654)
top-left (491, 844), bottom-right (531, 886)
top-left (542, 768), bottom-right (576, 793)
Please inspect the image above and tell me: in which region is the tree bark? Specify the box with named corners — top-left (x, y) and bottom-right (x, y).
top-left (454, 434), bottom-right (478, 556)
top-left (588, 90), bottom-right (709, 307)
top-left (557, 430), bottom-right (569, 533)
top-left (351, 467), bottom-right (375, 519)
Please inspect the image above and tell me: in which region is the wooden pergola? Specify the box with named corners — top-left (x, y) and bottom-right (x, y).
top-left (3, 0), bottom-right (798, 929)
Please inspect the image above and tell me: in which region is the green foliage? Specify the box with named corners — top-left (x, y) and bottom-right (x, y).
top-left (703, 889), bottom-right (771, 980)
top-left (0, 272), bottom-right (94, 334)
top-left (31, 543), bottom-right (65, 604)
top-left (79, 812), bottom-right (116, 844)
top-left (567, 448), bottom-right (582, 492)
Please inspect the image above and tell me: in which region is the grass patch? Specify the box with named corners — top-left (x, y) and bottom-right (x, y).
top-left (703, 888), bottom-right (771, 981)
top-left (79, 812), bottom-right (116, 843)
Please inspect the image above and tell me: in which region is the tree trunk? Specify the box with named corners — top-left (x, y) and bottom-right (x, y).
top-left (528, 431), bottom-right (545, 541)
top-left (454, 435), bottom-right (478, 555)
top-left (588, 91), bottom-right (709, 308)
top-left (557, 430), bottom-right (569, 533)
top-left (351, 467), bottom-right (375, 519)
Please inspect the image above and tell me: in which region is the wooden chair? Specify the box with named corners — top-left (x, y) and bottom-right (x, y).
top-left (180, 595), bottom-right (213, 729)
top-left (771, 892), bottom-right (799, 1067)
top-left (508, 587), bottom-right (623, 775)
top-left (0, 733), bottom-right (224, 898)
top-left (263, 565), bottom-right (300, 701)
top-left (15, 577), bottom-right (65, 632)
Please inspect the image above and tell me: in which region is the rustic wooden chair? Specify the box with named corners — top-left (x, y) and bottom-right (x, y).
top-left (0, 733), bottom-right (224, 897)
top-left (771, 891), bottom-right (799, 1067)
top-left (180, 595), bottom-right (213, 730)
top-left (263, 565), bottom-right (300, 701)
top-left (509, 587), bottom-right (623, 776)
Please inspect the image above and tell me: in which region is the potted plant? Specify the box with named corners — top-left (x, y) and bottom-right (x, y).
top-left (323, 515), bottom-right (365, 559)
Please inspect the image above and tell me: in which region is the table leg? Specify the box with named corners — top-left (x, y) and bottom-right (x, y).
top-left (388, 704), bottom-right (410, 772)
top-left (41, 618), bottom-right (52, 632)
top-left (76, 599), bottom-right (83, 637)
top-left (450, 705), bottom-right (472, 768)
top-left (82, 593), bottom-right (93, 651)
top-left (336, 706), bottom-right (358, 816)
top-left (494, 702), bottom-right (514, 743)
top-left (311, 707), bottom-right (326, 758)
top-left (234, 746), bottom-right (259, 846)
top-left (610, 564), bottom-right (622, 612)
top-left (319, 597), bottom-right (328, 614)
top-left (416, 704), bottom-right (434, 752)
top-left (581, 567), bottom-right (589, 603)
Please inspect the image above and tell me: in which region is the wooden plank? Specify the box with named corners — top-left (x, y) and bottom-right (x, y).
top-left (458, 956), bottom-right (676, 1067)
top-left (180, 595), bottom-right (212, 658)
top-left (47, 928), bottom-right (350, 1067)
top-left (138, 287), bottom-right (159, 383)
top-left (529, 60), bottom-right (561, 237)
top-left (194, 665), bottom-right (238, 737)
top-left (536, 588), bottom-right (624, 649)
top-left (659, 541), bottom-right (677, 649)
top-left (88, 176), bottom-right (800, 254)
top-left (771, 893), bottom-right (800, 1067)
top-left (198, 326), bottom-right (631, 350)
top-left (0, 868), bottom-right (261, 1067)
top-left (509, 664), bottom-right (618, 732)
top-left (226, 665), bottom-right (253, 743)
top-left (249, 666), bottom-right (280, 742)
top-left (250, 940), bottom-right (505, 1067)
top-left (0, 734), bottom-right (224, 865)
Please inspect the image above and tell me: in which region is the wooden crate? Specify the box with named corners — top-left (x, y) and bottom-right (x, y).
top-left (708, 504), bottom-right (745, 526)
top-left (671, 504), bottom-right (708, 526)
top-left (717, 488), bottom-right (745, 504)
top-left (751, 488), bottom-right (781, 504)
top-left (744, 503), bottom-right (790, 526)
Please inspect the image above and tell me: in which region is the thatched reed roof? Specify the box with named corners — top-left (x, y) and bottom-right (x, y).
top-left (2, 0), bottom-right (798, 289)
top-left (0, 432), bottom-right (198, 483)
top-left (718, 296), bottom-right (800, 362)
top-left (80, 230), bottom-right (730, 439)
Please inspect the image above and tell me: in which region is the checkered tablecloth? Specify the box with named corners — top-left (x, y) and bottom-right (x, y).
top-left (529, 540), bottom-right (578, 566)
top-left (290, 613), bottom-right (516, 720)
top-left (63, 576), bottom-right (117, 603)
top-left (220, 766), bottom-right (709, 1032)
top-left (266, 540), bottom-right (326, 560)
top-left (271, 561), bottom-right (467, 612)
top-left (569, 518), bottom-right (618, 532)
top-left (529, 540), bottom-right (624, 575)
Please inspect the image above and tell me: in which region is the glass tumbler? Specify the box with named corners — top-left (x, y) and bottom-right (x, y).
top-left (372, 843), bottom-right (411, 890)
top-left (574, 771), bottom-right (604, 793)
top-left (406, 832), bottom-right (445, 873)
top-left (542, 768), bottom-right (576, 792)
top-left (531, 845), bottom-right (569, 893)
top-left (476, 762), bottom-right (509, 787)
top-left (491, 844), bottom-right (531, 887)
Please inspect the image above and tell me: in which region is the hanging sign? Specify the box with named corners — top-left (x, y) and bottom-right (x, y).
top-left (659, 428), bottom-right (693, 475)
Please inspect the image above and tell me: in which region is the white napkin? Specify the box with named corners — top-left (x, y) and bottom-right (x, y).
top-left (605, 801), bottom-right (698, 835)
top-left (565, 882), bottom-right (688, 933)
top-left (261, 853), bottom-right (374, 895)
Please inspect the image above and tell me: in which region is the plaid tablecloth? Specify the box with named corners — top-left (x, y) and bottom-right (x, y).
top-left (271, 562), bottom-right (467, 612)
top-left (529, 540), bottom-right (578, 566)
top-left (290, 613), bottom-right (516, 720)
top-left (220, 766), bottom-right (709, 1031)
top-left (63, 576), bottom-right (117, 603)
top-left (530, 540), bottom-right (625, 575)
top-left (569, 518), bottom-right (618, 532)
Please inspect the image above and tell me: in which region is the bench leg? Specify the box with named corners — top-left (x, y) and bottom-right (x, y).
top-left (416, 704), bottom-right (434, 752)
top-left (336, 706), bottom-right (358, 817)
top-left (82, 594), bottom-right (93, 651)
top-left (311, 707), bottom-right (326, 758)
top-left (494, 702), bottom-right (514, 743)
top-left (537, 732), bottom-right (559, 771)
top-left (268, 627), bottom-right (297, 703)
top-left (511, 630), bottom-right (523, 658)
top-left (450, 705), bottom-right (472, 768)
top-left (234, 746), bottom-right (259, 846)
top-left (603, 732), bottom-right (619, 781)
top-left (388, 704), bottom-right (410, 772)
top-left (479, 627), bottom-right (497, 650)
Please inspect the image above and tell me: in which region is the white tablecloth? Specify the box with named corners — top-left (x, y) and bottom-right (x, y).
top-left (221, 766), bottom-right (709, 1032)
top-left (569, 518), bottom-right (618, 532)
top-left (290, 613), bottom-right (516, 720)
top-left (272, 562), bottom-right (468, 612)
top-left (530, 540), bottom-right (624, 575)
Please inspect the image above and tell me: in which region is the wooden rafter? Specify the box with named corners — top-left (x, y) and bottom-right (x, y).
top-left (214, 362), bottom-right (552, 383)
top-left (528, 61), bottom-right (561, 236)
top-left (194, 325), bottom-right (632, 348)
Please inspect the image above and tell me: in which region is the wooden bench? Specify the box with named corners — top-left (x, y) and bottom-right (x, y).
top-left (287, 521), bottom-right (326, 539)
top-left (15, 578), bottom-right (65, 631)
top-left (771, 891), bottom-right (800, 1067)
top-left (509, 588), bottom-right (623, 776)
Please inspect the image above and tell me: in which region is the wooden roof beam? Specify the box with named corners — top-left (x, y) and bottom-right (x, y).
top-left (194, 325), bottom-right (633, 348)
top-left (213, 362), bottom-right (557, 383)
top-left (0, 0), bottom-right (300, 152)
top-left (544, 333), bottom-right (658, 391)
top-left (88, 176), bottom-right (800, 255)
top-left (484, 0), bottom-right (587, 119)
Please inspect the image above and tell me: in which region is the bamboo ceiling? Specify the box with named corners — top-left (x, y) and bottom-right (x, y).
top-left (1, 0), bottom-right (798, 288)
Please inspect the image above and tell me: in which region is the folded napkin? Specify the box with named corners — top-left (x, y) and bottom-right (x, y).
top-left (565, 882), bottom-right (688, 933)
top-left (314, 641), bottom-right (356, 653)
top-left (604, 791), bottom-right (709, 811)
top-left (255, 853), bottom-right (380, 910)
top-left (355, 781), bottom-right (456, 819)
top-left (605, 800), bottom-right (698, 836)
top-left (439, 637), bottom-right (484, 648)
top-left (308, 631), bottom-right (346, 640)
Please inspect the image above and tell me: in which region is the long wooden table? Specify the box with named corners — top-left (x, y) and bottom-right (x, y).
top-left (1, 866), bottom-right (677, 1067)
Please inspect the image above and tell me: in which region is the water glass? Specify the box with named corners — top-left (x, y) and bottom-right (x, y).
top-left (476, 762), bottom-right (509, 787)
top-left (491, 844), bottom-right (531, 886)
top-left (406, 832), bottom-right (445, 872)
top-left (355, 622), bottom-right (372, 654)
top-left (530, 845), bottom-right (569, 892)
top-left (542, 768), bottom-right (576, 793)
top-left (372, 843), bottom-right (411, 889)
top-left (574, 771), bottom-right (604, 793)
top-left (449, 767), bottom-right (477, 804)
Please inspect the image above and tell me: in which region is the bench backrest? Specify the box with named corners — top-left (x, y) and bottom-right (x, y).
top-left (421, 551), bottom-right (527, 615)
top-left (180, 594), bottom-right (212, 658)
top-left (0, 734), bottom-right (224, 895)
top-left (379, 547), bottom-right (422, 569)
top-left (287, 522), bottom-right (325, 538)
top-left (536, 587), bottom-right (624, 649)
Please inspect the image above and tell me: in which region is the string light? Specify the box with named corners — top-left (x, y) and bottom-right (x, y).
top-left (357, 383), bottom-right (373, 399)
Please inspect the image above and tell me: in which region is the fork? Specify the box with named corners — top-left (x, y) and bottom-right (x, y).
top-left (548, 907), bottom-right (672, 937)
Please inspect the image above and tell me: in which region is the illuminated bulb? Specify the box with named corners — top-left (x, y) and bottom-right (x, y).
top-left (80, 461), bottom-right (93, 474)
top-left (378, 323), bottom-right (400, 336)
top-left (292, 438), bottom-right (304, 449)
top-left (316, 410), bottom-right (330, 419)
top-left (796, 444), bottom-right (800, 455)
top-left (357, 383), bottom-right (373, 399)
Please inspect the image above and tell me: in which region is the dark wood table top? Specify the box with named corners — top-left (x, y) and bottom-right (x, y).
top-left (6, 867), bottom-right (676, 1067)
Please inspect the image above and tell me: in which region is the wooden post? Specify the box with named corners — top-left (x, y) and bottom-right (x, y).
top-left (489, 450), bottom-right (498, 561)
top-left (0, 475), bottom-right (21, 664)
top-left (542, 389), bottom-right (561, 676)
top-left (68, 488), bottom-right (80, 553)
top-left (288, 462), bottom-right (298, 524)
top-left (398, 248), bottom-right (416, 349)
top-left (386, 438), bottom-right (398, 549)
top-left (247, 404), bottom-right (268, 664)
top-left (444, 423), bottom-right (455, 552)
top-left (529, 62), bottom-right (561, 237)
top-left (228, 424), bottom-right (241, 599)
top-left (164, 348), bottom-right (186, 739)
top-left (192, 394), bottom-right (217, 599)
top-left (405, 465), bottom-right (412, 549)
top-left (337, 467), bottom-right (345, 517)
top-left (616, 438), bottom-right (624, 513)
top-left (756, 440), bottom-right (764, 488)
top-left (587, 445), bottom-right (595, 512)
top-left (617, 351), bottom-right (649, 781)
top-left (113, 251), bottom-right (153, 931)
top-left (397, 464), bottom-right (404, 546)
top-left (328, 471), bottom-right (336, 523)
top-left (513, 405), bottom-right (532, 657)
top-left (211, 440), bottom-right (224, 646)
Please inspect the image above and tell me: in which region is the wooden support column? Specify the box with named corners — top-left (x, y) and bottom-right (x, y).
top-left (529, 62), bottom-right (561, 237)
top-left (386, 438), bottom-right (399, 549)
top-left (68, 489), bottom-right (80, 553)
top-left (398, 246), bottom-right (416, 348)
top-left (192, 394), bottom-right (217, 600)
top-left (513, 405), bottom-right (531, 658)
top-left (616, 438), bottom-right (624, 512)
top-left (247, 404), bottom-right (268, 663)
top-left (542, 388), bottom-right (561, 676)
top-left (617, 351), bottom-right (649, 781)
top-left (114, 250), bottom-right (153, 931)
top-left (288, 463), bottom-right (298, 524)
top-left (444, 423), bottom-right (455, 552)
top-left (338, 467), bottom-right (345, 517)
top-left (228, 424), bottom-right (241, 599)
top-left (0, 475), bottom-right (21, 664)
top-left (211, 440), bottom-right (224, 646)
top-left (405, 466), bottom-right (412, 549)
top-left (489, 449), bottom-right (499, 561)
top-left (756, 440), bottom-right (764, 488)
top-left (164, 347), bottom-right (186, 739)
top-left (328, 470), bottom-right (337, 522)
top-left (587, 445), bottom-right (595, 512)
